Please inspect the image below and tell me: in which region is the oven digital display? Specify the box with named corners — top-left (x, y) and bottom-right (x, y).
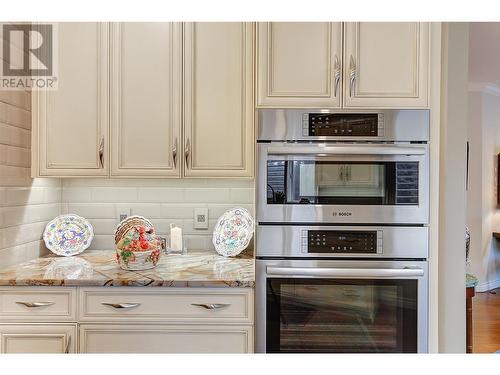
top-left (308, 113), bottom-right (379, 136)
top-left (307, 230), bottom-right (378, 253)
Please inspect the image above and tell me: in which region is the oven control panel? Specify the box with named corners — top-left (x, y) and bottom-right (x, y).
top-left (302, 230), bottom-right (383, 254)
top-left (303, 113), bottom-right (384, 137)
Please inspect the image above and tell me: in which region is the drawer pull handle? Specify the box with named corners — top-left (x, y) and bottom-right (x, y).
top-left (101, 302), bottom-right (141, 309)
top-left (191, 303), bottom-right (230, 310)
top-left (16, 301), bottom-right (55, 308)
top-left (65, 335), bottom-right (71, 354)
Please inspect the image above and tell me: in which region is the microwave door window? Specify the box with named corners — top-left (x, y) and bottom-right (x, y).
top-left (266, 160), bottom-right (419, 206)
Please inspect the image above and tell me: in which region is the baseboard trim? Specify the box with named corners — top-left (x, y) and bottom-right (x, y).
top-left (476, 278), bottom-right (500, 292)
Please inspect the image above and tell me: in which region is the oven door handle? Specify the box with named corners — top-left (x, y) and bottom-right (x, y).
top-left (266, 266), bottom-right (424, 278)
top-left (266, 145), bottom-right (426, 156)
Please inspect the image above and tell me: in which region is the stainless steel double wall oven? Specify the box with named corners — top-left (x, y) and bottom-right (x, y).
top-left (256, 109), bottom-right (430, 353)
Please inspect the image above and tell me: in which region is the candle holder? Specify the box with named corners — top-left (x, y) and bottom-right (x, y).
top-left (165, 238), bottom-right (188, 255)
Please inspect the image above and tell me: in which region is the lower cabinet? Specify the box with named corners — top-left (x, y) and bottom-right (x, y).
top-left (0, 324), bottom-right (76, 353)
top-left (0, 287), bottom-right (254, 353)
top-left (79, 324), bottom-right (253, 353)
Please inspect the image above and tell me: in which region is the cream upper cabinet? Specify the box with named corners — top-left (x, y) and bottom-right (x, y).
top-left (257, 22), bottom-right (342, 108)
top-left (343, 22), bottom-right (430, 108)
top-left (110, 23), bottom-right (182, 177)
top-left (33, 22), bottom-right (109, 177)
top-left (183, 23), bottom-right (254, 178)
top-left (0, 324), bottom-right (76, 353)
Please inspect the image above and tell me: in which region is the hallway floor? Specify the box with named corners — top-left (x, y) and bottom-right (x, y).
top-left (473, 288), bottom-right (500, 353)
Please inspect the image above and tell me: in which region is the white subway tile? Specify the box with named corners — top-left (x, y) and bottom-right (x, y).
top-left (137, 188), bottom-right (184, 202)
top-left (62, 187), bottom-right (92, 202)
top-left (45, 187), bottom-right (62, 204)
top-left (91, 187), bottom-right (138, 202)
top-left (89, 235), bottom-right (115, 250)
top-left (0, 188), bottom-right (5, 207)
top-left (88, 219), bottom-right (118, 235)
top-left (128, 203), bottom-right (162, 218)
top-left (184, 188), bottom-right (230, 203)
top-left (67, 203), bottom-right (115, 219)
top-left (0, 244), bottom-right (28, 267)
top-left (5, 187), bottom-right (45, 206)
top-left (3, 221), bottom-right (46, 249)
top-left (150, 219), bottom-right (180, 235)
top-left (185, 235), bottom-right (210, 251)
top-left (31, 178), bottom-right (62, 188)
top-left (229, 188), bottom-right (254, 203)
top-left (160, 204), bottom-right (200, 219)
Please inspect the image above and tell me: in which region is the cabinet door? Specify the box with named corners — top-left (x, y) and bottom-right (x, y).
top-left (35, 23), bottom-right (109, 176)
top-left (183, 23), bottom-right (254, 178)
top-left (110, 23), bottom-right (182, 177)
top-left (79, 324), bottom-right (253, 353)
top-left (0, 324), bottom-right (76, 353)
top-left (257, 22), bottom-right (342, 107)
top-left (343, 22), bottom-right (430, 108)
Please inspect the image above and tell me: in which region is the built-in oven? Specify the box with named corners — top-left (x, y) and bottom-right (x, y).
top-left (255, 225), bottom-right (429, 353)
top-left (257, 109), bottom-right (429, 224)
top-left (256, 258), bottom-right (428, 353)
top-left (255, 109), bottom-right (430, 353)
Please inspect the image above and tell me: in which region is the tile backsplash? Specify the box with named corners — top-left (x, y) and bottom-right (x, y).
top-left (0, 90), bottom-right (62, 267)
top-left (61, 178), bottom-right (255, 251)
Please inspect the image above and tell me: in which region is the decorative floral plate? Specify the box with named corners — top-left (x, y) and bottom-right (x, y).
top-left (43, 214), bottom-right (94, 256)
top-left (212, 208), bottom-right (254, 257)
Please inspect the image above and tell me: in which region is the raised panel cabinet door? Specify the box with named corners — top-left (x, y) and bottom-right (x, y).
top-left (79, 324), bottom-right (253, 353)
top-left (257, 22), bottom-right (342, 107)
top-left (183, 22), bottom-right (254, 178)
top-left (343, 22), bottom-right (430, 108)
top-left (110, 23), bottom-right (182, 177)
top-left (0, 324), bottom-right (76, 353)
top-left (35, 23), bottom-right (109, 176)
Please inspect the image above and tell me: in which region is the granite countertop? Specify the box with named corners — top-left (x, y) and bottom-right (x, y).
top-left (0, 250), bottom-right (254, 288)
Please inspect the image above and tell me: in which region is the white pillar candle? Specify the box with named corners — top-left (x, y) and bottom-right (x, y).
top-left (170, 223), bottom-right (183, 252)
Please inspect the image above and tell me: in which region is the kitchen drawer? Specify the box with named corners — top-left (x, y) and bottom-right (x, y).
top-left (0, 287), bottom-right (77, 322)
top-left (78, 287), bottom-right (254, 324)
top-left (79, 324), bottom-right (253, 353)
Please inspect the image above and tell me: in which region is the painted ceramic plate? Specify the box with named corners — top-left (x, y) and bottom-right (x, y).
top-left (212, 208), bottom-right (254, 257)
top-left (43, 214), bottom-right (94, 256)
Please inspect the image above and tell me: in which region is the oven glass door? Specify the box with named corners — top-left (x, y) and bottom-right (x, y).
top-left (267, 160), bottom-right (419, 206)
top-left (266, 278), bottom-right (418, 353)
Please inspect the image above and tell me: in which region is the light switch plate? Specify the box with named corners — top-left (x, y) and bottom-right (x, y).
top-left (194, 208), bottom-right (209, 229)
top-left (119, 208), bottom-right (131, 223)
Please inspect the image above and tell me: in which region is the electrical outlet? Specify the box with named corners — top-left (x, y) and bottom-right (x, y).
top-left (194, 208), bottom-right (209, 229)
top-left (119, 208), bottom-right (131, 223)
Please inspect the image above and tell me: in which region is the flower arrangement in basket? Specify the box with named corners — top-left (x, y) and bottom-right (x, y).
top-left (115, 216), bottom-right (162, 270)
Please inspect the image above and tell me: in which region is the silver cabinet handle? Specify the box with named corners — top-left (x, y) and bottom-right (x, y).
top-left (267, 266), bottom-right (424, 278)
top-left (185, 138), bottom-right (190, 168)
top-left (16, 301), bottom-right (55, 308)
top-left (101, 302), bottom-right (141, 309)
top-left (98, 137), bottom-right (104, 168)
top-left (172, 137), bottom-right (178, 169)
top-left (349, 54), bottom-right (356, 97)
top-left (64, 335), bottom-right (71, 354)
top-left (334, 54), bottom-right (341, 97)
top-left (191, 303), bottom-right (230, 310)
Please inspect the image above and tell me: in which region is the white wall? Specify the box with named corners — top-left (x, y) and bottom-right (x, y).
top-left (0, 90), bottom-right (62, 267)
top-left (61, 178), bottom-right (254, 251)
top-left (466, 22), bottom-right (500, 292)
top-left (438, 22), bottom-right (468, 353)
